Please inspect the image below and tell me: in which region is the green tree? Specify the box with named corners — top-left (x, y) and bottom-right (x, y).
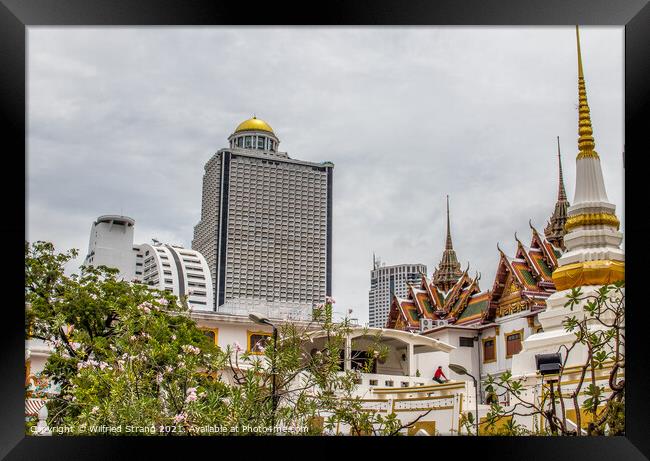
top-left (482, 282), bottom-right (625, 436)
top-left (26, 241), bottom-right (226, 433)
top-left (26, 241), bottom-right (433, 436)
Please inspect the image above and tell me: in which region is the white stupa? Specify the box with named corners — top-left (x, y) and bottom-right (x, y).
top-left (511, 26), bottom-right (624, 377)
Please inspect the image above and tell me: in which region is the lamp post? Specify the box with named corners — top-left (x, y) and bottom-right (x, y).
top-left (449, 363), bottom-right (480, 436)
top-left (535, 353), bottom-right (563, 435)
top-left (249, 313), bottom-right (278, 431)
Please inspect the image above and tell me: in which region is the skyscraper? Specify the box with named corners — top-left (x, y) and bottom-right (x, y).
top-left (368, 256), bottom-right (426, 328)
top-left (192, 117), bottom-right (333, 311)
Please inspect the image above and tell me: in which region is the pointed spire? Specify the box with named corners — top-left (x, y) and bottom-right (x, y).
top-left (545, 136), bottom-right (571, 250)
top-left (551, 26), bottom-right (624, 291)
top-left (445, 195), bottom-right (453, 250)
top-left (575, 26), bottom-right (598, 160)
top-left (432, 195), bottom-right (463, 291)
top-left (557, 136), bottom-right (567, 201)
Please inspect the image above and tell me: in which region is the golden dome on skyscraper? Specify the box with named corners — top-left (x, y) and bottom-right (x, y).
top-left (234, 116), bottom-right (274, 134)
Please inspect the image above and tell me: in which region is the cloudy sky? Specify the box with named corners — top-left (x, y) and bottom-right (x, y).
top-left (27, 27), bottom-right (624, 325)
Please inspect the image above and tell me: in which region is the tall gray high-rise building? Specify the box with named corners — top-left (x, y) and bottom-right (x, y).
top-left (368, 256), bottom-right (426, 328)
top-left (192, 117), bottom-right (333, 311)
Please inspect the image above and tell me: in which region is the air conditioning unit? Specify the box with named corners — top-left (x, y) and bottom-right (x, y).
top-left (435, 319), bottom-right (449, 327)
top-left (419, 318), bottom-right (434, 332)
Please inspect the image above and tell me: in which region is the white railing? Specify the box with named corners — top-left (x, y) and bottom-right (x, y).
top-left (354, 372), bottom-right (429, 388)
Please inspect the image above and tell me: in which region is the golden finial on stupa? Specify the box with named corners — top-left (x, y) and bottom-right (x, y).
top-left (576, 26), bottom-right (599, 160)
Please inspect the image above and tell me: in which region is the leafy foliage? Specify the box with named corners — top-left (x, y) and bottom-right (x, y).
top-left (26, 241), bottom-right (428, 436)
top-left (482, 282), bottom-right (625, 436)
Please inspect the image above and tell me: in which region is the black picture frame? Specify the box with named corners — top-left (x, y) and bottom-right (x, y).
top-left (2, 0), bottom-right (648, 459)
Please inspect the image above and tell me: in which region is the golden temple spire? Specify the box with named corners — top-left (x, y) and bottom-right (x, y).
top-left (576, 26), bottom-right (598, 160)
top-left (432, 195), bottom-right (463, 291)
top-left (550, 26), bottom-right (624, 291)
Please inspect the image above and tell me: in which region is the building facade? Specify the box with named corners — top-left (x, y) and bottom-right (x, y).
top-left (192, 117), bottom-right (334, 311)
top-left (368, 257), bottom-right (426, 328)
top-left (84, 215), bottom-right (139, 281)
top-left (83, 215), bottom-right (214, 311)
top-left (137, 243), bottom-right (214, 311)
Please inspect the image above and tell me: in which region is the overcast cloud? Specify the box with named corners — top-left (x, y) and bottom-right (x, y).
top-left (27, 27), bottom-right (624, 324)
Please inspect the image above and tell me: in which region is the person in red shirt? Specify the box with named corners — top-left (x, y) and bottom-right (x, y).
top-left (433, 366), bottom-right (448, 383)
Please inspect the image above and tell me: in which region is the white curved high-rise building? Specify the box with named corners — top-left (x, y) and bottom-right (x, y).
top-left (137, 243), bottom-right (214, 311)
top-left (83, 215), bottom-right (214, 311)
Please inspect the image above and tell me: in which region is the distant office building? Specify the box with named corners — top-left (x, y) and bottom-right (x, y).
top-left (368, 255), bottom-right (426, 328)
top-left (83, 215), bottom-right (213, 311)
top-left (192, 117), bottom-right (333, 311)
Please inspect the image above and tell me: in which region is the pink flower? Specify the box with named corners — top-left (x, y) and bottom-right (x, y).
top-left (233, 341), bottom-right (242, 352)
top-left (325, 296), bottom-right (336, 304)
top-left (173, 412), bottom-right (187, 424)
top-left (181, 345), bottom-right (201, 355)
top-left (90, 406), bottom-right (99, 414)
top-left (185, 387), bottom-right (198, 403)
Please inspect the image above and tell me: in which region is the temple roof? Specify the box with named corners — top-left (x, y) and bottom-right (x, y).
top-left (544, 136), bottom-right (570, 250)
top-left (432, 196), bottom-right (463, 291)
top-left (386, 226), bottom-right (562, 331)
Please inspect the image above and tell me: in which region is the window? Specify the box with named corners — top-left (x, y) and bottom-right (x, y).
top-left (257, 136), bottom-right (265, 149)
top-left (248, 331), bottom-right (272, 354)
top-left (483, 337), bottom-right (496, 363)
top-left (245, 136), bottom-right (252, 148)
top-left (385, 380), bottom-right (394, 387)
top-left (459, 337), bottom-right (475, 347)
top-left (505, 330), bottom-right (524, 358)
top-left (201, 328), bottom-right (218, 346)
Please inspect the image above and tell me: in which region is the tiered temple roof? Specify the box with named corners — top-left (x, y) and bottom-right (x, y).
top-left (544, 137), bottom-right (570, 250)
top-left (431, 196), bottom-right (463, 291)
top-left (481, 225), bottom-right (561, 323)
top-left (386, 225), bottom-right (562, 332)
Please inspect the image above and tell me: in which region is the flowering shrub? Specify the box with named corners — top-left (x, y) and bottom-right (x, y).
top-left (26, 241), bottom-right (414, 436)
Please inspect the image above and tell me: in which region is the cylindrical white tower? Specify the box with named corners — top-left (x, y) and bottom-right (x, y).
top-left (84, 215), bottom-right (138, 281)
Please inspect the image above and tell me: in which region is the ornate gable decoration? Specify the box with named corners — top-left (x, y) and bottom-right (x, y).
top-left (485, 225), bottom-right (562, 322)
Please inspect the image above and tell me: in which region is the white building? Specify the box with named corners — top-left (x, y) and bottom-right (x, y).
top-left (368, 257), bottom-right (426, 328)
top-left (84, 215), bottom-right (138, 281)
top-left (192, 117), bottom-right (334, 311)
top-left (137, 243), bottom-right (213, 311)
top-left (83, 215), bottom-right (213, 311)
